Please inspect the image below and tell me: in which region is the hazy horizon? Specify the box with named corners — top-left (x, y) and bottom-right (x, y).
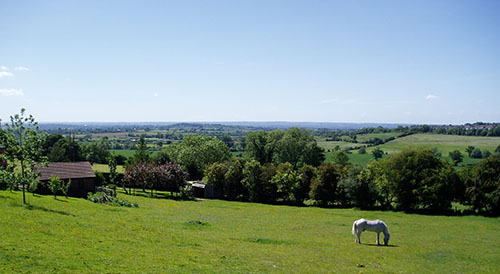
top-left (2, 1), bottom-right (500, 124)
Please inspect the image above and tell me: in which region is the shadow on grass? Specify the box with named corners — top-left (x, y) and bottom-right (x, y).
top-left (9, 203), bottom-right (75, 216)
top-left (0, 194), bottom-right (15, 200)
top-left (121, 190), bottom-right (198, 201)
top-left (363, 243), bottom-right (398, 247)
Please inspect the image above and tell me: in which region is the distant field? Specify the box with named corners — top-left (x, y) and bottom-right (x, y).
top-left (92, 163), bottom-right (125, 174)
top-left (110, 149), bottom-right (160, 158)
top-left (1, 190), bottom-right (499, 273)
top-left (372, 134), bottom-right (500, 155)
top-left (316, 140), bottom-right (359, 151)
top-left (355, 132), bottom-right (400, 143)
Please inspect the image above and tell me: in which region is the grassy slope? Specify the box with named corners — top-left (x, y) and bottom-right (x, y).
top-left (1, 190), bottom-right (499, 273)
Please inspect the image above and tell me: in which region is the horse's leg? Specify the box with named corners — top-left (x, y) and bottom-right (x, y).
top-left (376, 232), bottom-right (380, 245)
top-left (357, 231), bottom-right (362, 244)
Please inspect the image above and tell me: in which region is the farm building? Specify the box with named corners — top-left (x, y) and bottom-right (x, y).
top-left (36, 162), bottom-right (96, 198)
top-left (0, 143), bottom-right (7, 168)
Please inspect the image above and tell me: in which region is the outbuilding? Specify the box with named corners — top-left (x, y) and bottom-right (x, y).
top-left (37, 162), bottom-right (96, 198)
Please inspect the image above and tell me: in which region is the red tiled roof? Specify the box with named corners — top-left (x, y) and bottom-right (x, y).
top-left (37, 162), bottom-right (96, 181)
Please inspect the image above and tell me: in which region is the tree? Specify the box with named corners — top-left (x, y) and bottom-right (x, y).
top-left (204, 162), bottom-right (228, 193)
top-left (449, 150), bottom-right (463, 166)
top-left (376, 148), bottom-right (461, 212)
top-left (358, 147), bottom-right (366, 154)
top-left (132, 134), bottom-right (150, 164)
top-left (463, 155), bottom-right (500, 215)
top-left (466, 146), bottom-right (475, 156)
top-left (339, 165), bottom-right (378, 209)
top-left (332, 151), bottom-right (349, 165)
top-left (242, 160), bottom-right (277, 203)
top-left (82, 138), bottom-right (111, 164)
top-left (224, 158), bottom-right (246, 201)
top-left (470, 148), bottom-right (483, 159)
top-left (0, 109), bottom-right (47, 204)
top-left (271, 163), bottom-right (302, 204)
top-left (372, 148), bottom-right (384, 161)
top-left (495, 145), bottom-right (500, 155)
top-left (309, 163), bottom-right (343, 206)
top-left (108, 156), bottom-right (120, 191)
top-left (168, 134), bottom-right (231, 180)
top-left (47, 138), bottom-right (82, 162)
top-left (48, 176), bottom-right (64, 199)
top-left (295, 164), bottom-right (316, 205)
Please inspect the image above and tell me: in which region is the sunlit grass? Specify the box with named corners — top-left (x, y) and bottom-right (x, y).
top-left (1, 190), bottom-right (499, 273)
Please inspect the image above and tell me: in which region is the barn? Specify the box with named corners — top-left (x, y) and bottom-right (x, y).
top-left (37, 162), bottom-right (96, 198)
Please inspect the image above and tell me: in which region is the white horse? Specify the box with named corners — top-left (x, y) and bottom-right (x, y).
top-left (352, 218), bottom-right (390, 246)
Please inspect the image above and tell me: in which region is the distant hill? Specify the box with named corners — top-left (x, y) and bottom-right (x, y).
top-left (38, 121), bottom-right (412, 131)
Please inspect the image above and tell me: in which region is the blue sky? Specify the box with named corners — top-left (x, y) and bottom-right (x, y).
top-left (1, 0), bottom-right (499, 124)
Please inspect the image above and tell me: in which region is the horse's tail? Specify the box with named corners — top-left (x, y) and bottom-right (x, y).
top-left (352, 221), bottom-right (357, 235)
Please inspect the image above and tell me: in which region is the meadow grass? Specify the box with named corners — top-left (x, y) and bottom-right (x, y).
top-left (1, 190), bottom-right (499, 273)
top-left (355, 132), bottom-right (400, 143)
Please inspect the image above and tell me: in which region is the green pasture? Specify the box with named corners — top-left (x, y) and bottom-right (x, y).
top-left (1, 190), bottom-right (499, 273)
top-left (372, 134), bottom-right (500, 155)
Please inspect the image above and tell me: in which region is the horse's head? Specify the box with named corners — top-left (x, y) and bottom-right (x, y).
top-left (383, 232), bottom-right (390, 246)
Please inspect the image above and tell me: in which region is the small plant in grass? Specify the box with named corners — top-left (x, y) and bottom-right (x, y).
top-left (48, 176), bottom-right (63, 198)
top-left (87, 186), bottom-right (138, 207)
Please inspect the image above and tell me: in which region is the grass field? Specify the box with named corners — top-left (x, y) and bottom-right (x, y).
top-left (1, 190), bottom-right (499, 273)
top-left (355, 132), bottom-right (401, 143)
top-left (373, 134), bottom-right (500, 155)
top-left (92, 163), bottom-right (125, 174)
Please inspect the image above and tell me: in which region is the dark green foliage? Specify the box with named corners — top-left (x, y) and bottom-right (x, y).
top-left (242, 160), bottom-right (277, 203)
top-left (470, 148), bottom-right (483, 159)
top-left (309, 163), bottom-right (343, 206)
top-left (48, 176), bottom-right (64, 198)
top-left (295, 164), bottom-right (316, 205)
top-left (245, 128), bottom-right (324, 168)
top-left (463, 155), bottom-right (500, 215)
top-left (223, 158), bottom-right (247, 201)
top-left (449, 150), bottom-right (463, 166)
top-left (495, 145), bottom-right (500, 154)
top-left (338, 165), bottom-right (378, 209)
top-left (378, 149), bottom-right (461, 212)
top-left (331, 150), bottom-right (349, 165)
top-left (167, 134), bottom-right (231, 180)
top-left (204, 162), bottom-right (228, 192)
top-left (372, 147), bottom-right (384, 160)
top-left (82, 138), bottom-right (111, 164)
top-left (358, 147), bottom-right (366, 154)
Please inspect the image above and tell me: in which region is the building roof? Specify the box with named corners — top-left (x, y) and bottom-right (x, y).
top-left (37, 162), bottom-right (96, 181)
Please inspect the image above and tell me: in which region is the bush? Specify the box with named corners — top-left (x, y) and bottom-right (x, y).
top-left (88, 186), bottom-right (138, 207)
top-left (470, 148), bottom-right (483, 159)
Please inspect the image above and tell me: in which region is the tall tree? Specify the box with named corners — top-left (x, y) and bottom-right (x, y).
top-left (0, 109), bottom-right (47, 204)
top-left (132, 134), bottom-right (150, 164)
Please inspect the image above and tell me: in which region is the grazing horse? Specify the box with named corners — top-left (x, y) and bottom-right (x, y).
top-left (352, 218), bottom-right (390, 246)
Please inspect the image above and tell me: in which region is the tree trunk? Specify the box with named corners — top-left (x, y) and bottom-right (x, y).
top-left (21, 160), bottom-right (26, 204)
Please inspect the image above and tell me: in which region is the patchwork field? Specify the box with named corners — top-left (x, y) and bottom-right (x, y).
top-left (1, 190), bottom-right (499, 273)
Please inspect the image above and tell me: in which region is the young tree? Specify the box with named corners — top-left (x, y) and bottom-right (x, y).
top-left (449, 150), bottom-right (463, 166)
top-left (466, 146), bottom-right (475, 156)
top-left (0, 109), bottom-right (47, 204)
top-left (132, 134), bottom-right (150, 164)
top-left (48, 175), bottom-right (63, 199)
